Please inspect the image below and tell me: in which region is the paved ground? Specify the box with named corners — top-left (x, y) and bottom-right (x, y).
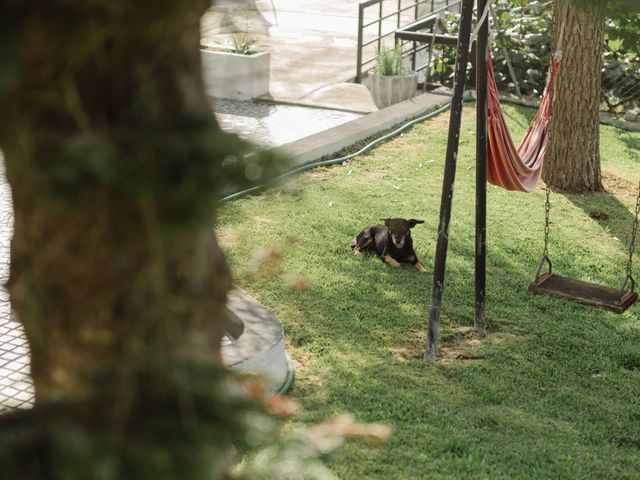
top-left (202, 0), bottom-right (365, 102)
top-left (213, 97), bottom-right (362, 147)
top-left (201, 0), bottom-right (406, 112)
top-left (201, 0), bottom-right (453, 112)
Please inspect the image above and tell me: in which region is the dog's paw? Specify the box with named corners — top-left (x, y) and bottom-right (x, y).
top-left (383, 256), bottom-right (401, 267)
top-left (415, 262), bottom-right (429, 273)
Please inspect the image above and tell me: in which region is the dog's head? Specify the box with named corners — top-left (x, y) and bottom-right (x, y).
top-left (381, 218), bottom-right (424, 249)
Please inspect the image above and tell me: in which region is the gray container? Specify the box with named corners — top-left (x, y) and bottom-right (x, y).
top-left (368, 72), bottom-right (418, 109)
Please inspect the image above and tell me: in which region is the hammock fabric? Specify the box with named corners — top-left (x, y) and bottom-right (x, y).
top-left (487, 53), bottom-right (561, 192)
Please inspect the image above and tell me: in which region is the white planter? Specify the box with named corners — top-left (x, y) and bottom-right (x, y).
top-left (368, 72), bottom-right (418, 109)
top-left (222, 288), bottom-right (295, 394)
top-left (201, 48), bottom-right (270, 100)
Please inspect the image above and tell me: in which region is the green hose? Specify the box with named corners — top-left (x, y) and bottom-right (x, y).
top-left (219, 96), bottom-right (636, 204)
top-left (220, 102), bottom-right (454, 203)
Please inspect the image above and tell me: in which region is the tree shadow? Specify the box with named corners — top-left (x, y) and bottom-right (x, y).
top-left (615, 127), bottom-right (640, 153)
top-left (561, 187), bottom-right (636, 260)
top-left (505, 103), bottom-right (537, 133)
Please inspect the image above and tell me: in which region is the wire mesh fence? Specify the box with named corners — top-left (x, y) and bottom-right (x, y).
top-left (0, 161), bottom-right (34, 414)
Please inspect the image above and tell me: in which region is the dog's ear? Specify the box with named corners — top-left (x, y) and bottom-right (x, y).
top-left (408, 219), bottom-right (425, 228)
top-left (381, 218), bottom-right (391, 225)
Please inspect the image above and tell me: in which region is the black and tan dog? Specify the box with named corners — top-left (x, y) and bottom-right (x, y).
top-left (351, 218), bottom-right (428, 272)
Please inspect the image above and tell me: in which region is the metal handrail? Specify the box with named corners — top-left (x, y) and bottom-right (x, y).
top-left (360, 0), bottom-right (386, 8)
top-left (399, 1), bottom-right (461, 32)
top-left (356, 0), bottom-right (462, 83)
top-left (362, 5), bottom-right (425, 29)
top-left (395, 0), bottom-right (463, 88)
top-left (362, 32), bottom-right (395, 48)
top-left (357, 0), bottom-right (434, 83)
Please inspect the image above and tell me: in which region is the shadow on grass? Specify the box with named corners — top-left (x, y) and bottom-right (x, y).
top-left (562, 189), bottom-right (635, 264)
top-left (222, 102), bottom-right (640, 478)
top-left (223, 102), bottom-right (640, 466)
top-left (616, 127), bottom-right (640, 153)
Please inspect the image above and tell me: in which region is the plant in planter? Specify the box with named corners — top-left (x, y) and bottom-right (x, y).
top-left (230, 31), bottom-right (258, 55)
top-left (368, 44), bottom-right (418, 109)
top-left (201, 32), bottom-right (270, 100)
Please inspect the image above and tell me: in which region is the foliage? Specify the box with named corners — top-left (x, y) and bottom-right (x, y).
top-left (218, 105), bottom-right (640, 479)
top-left (606, 0), bottom-right (640, 50)
top-left (602, 1), bottom-right (640, 113)
top-left (230, 32), bottom-right (258, 55)
top-left (0, 366), bottom-right (274, 480)
top-left (234, 414), bottom-right (392, 480)
top-left (602, 47), bottom-right (640, 114)
top-left (373, 44), bottom-right (409, 76)
top-left (0, 360), bottom-right (392, 480)
top-left (436, 0), bottom-right (640, 113)
top-left (490, 1), bottom-right (553, 97)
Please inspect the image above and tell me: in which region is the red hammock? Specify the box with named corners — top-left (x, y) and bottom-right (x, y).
top-left (487, 53), bottom-right (561, 192)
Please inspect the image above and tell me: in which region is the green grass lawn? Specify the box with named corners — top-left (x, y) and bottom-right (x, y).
top-left (218, 105), bottom-right (640, 479)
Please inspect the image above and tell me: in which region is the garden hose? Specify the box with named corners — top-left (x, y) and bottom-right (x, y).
top-left (219, 101), bottom-right (454, 203)
top-left (219, 96), bottom-right (636, 204)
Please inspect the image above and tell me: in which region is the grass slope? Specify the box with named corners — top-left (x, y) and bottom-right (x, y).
top-left (218, 105), bottom-right (640, 479)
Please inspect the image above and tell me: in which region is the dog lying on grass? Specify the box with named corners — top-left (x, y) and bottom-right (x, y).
top-left (351, 218), bottom-right (428, 272)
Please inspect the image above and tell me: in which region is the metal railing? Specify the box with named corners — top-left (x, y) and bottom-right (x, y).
top-left (356, 0), bottom-right (461, 83)
top-left (395, 1), bottom-right (468, 88)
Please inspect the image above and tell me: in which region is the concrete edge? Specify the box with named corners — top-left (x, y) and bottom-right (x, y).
top-left (272, 92), bottom-right (451, 167)
top-left (254, 94), bottom-right (375, 115)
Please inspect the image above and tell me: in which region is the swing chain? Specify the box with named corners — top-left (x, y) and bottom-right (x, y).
top-left (543, 184), bottom-right (551, 258)
top-left (621, 181), bottom-right (640, 294)
top-left (534, 185), bottom-right (553, 281)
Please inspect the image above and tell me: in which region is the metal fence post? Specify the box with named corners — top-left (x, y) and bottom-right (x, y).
top-left (357, 3), bottom-right (365, 83)
top-left (378, 1), bottom-right (383, 52)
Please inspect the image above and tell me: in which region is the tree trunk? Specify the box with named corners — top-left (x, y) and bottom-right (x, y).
top-left (543, 0), bottom-right (606, 192)
top-left (0, 1), bottom-right (275, 476)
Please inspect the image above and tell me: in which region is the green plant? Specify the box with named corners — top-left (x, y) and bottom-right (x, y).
top-left (373, 44), bottom-right (408, 76)
top-left (436, 0), bottom-right (640, 114)
top-left (230, 32), bottom-right (258, 55)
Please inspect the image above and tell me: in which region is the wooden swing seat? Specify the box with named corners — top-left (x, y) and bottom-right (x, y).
top-left (529, 273), bottom-right (638, 314)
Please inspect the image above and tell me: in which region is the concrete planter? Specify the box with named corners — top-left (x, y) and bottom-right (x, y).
top-left (368, 72), bottom-right (418, 109)
top-left (222, 288), bottom-right (295, 394)
top-left (201, 48), bottom-right (270, 100)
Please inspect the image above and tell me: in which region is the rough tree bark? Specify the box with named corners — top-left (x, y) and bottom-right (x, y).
top-left (0, 1), bottom-right (280, 477)
top-left (543, 0), bottom-right (606, 192)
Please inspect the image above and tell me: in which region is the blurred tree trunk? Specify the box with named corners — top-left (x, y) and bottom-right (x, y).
top-left (1, 0), bottom-right (232, 404)
top-left (0, 1), bottom-right (277, 477)
top-left (543, 0), bottom-right (606, 192)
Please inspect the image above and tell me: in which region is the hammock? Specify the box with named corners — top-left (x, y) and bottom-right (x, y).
top-left (487, 53), bottom-right (561, 192)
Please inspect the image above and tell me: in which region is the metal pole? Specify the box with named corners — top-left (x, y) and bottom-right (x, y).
top-left (425, 0), bottom-right (475, 362)
top-left (468, 42), bottom-right (477, 87)
top-left (412, 40), bottom-right (417, 72)
top-left (489, 5), bottom-right (521, 96)
top-left (475, 0), bottom-right (489, 337)
top-left (357, 4), bottom-right (364, 83)
top-left (378, 1), bottom-right (383, 53)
